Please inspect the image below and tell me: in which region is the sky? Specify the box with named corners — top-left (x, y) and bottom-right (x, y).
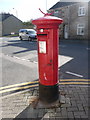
top-left (0, 0), bottom-right (89, 22)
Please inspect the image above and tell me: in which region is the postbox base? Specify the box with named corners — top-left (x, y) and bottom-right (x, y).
top-left (39, 83), bottom-right (59, 103)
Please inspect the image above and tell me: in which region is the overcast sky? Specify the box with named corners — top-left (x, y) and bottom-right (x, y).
top-left (0, 0), bottom-right (89, 22)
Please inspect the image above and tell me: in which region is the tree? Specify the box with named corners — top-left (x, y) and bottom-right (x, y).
top-left (23, 19), bottom-right (34, 29)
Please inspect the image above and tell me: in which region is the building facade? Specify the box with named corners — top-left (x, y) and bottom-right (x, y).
top-left (0, 13), bottom-right (24, 36)
top-left (49, 1), bottom-right (89, 40)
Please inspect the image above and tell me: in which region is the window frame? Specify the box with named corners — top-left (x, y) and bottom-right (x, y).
top-left (78, 7), bottom-right (86, 16)
top-left (77, 24), bottom-right (85, 36)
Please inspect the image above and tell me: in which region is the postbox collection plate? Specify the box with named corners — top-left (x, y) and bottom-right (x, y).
top-left (39, 41), bottom-right (46, 53)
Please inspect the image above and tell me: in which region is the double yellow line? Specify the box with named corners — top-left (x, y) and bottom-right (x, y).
top-left (59, 79), bottom-right (90, 85)
top-left (0, 80), bottom-right (39, 94)
top-left (0, 79), bottom-right (89, 95)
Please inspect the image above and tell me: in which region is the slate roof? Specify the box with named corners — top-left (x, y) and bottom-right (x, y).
top-left (49, 2), bottom-right (78, 10)
top-left (0, 13), bottom-right (22, 22)
top-left (0, 13), bottom-right (12, 22)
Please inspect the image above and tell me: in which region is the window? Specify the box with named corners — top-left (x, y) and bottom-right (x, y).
top-left (54, 10), bottom-right (59, 16)
top-left (54, 10), bottom-right (59, 14)
top-left (77, 24), bottom-right (85, 35)
top-left (78, 7), bottom-right (85, 16)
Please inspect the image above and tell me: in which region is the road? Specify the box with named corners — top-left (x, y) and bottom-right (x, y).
top-left (0, 37), bottom-right (88, 89)
top-left (59, 40), bottom-right (88, 79)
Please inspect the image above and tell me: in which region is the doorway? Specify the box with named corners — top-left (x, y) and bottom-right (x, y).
top-left (64, 25), bottom-right (68, 39)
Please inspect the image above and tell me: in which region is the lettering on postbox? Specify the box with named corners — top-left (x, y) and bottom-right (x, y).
top-left (39, 41), bottom-right (46, 53)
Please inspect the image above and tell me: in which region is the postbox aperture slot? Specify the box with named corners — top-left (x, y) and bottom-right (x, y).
top-left (37, 34), bottom-right (47, 36)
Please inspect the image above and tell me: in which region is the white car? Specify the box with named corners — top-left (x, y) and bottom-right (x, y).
top-left (19, 29), bottom-right (37, 41)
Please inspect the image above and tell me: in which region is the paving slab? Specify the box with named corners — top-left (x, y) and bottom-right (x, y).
top-left (0, 85), bottom-right (89, 119)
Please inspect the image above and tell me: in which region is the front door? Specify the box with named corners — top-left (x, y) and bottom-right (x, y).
top-left (64, 25), bottom-right (68, 39)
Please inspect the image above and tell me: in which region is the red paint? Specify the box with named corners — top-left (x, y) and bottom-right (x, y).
top-left (32, 15), bottom-right (63, 86)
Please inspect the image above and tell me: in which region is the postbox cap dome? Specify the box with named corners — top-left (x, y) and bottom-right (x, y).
top-left (32, 15), bottom-right (63, 26)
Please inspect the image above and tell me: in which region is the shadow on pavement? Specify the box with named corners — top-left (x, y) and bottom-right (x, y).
top-left (2, 39), bottom-right (38, 53)
top-left (14, 105), bottom-right (46, 119)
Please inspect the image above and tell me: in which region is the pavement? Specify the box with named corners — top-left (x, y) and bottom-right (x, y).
top-left (0, 37), bottom-right (89, 119)
top-left (0, 83), bottom-right (89, 120)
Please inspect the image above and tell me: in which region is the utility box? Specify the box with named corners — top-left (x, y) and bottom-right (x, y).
top-left (32, 13), bottom-right (63, 103)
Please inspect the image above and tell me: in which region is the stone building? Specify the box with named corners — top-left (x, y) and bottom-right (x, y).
top-left (0, 13), bottom-right (24, 36)
top-left (49, 1), bottom-right (89, 40)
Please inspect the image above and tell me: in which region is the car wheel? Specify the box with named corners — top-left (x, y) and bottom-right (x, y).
top-left (20, 36), bottom-right (23, 40)
top-left (28, 37), bottom-right (32, 41)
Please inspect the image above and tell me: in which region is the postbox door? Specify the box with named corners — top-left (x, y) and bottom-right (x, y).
top-left (37, 28), bottom-right (58, 86)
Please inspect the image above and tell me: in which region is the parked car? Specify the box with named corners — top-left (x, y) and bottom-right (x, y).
top-left (19, 29), bottom-right (37, 41)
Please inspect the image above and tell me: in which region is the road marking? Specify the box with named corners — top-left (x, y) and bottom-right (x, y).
top-left (0, 79), bottom-right (89, 90)
top-left (0, 80), bottom-right (38, 90)
top-left (0, 79), bottom-right (89, 95)
top-left (58, 55), bottom-right (73, 67)
top-left (0, 84), bottom-right (38, 94)
top-left (59, 82), bottom-right (89, 85)
top-left (0, 53), bottom-right (38, 68)
top-left (59, 79), bottom-right (89, 81)
top-left (0, 81), bottom-right (89, 94)
top-left (66, 71), bottom-right (83, 78)
top-left (0, 53), bottom-right (73, 68)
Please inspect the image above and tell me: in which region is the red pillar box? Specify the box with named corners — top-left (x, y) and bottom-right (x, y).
top-left (32, 13), bottom-right (63, 103)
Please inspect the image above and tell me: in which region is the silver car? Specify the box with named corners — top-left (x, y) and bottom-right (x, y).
top-left (19, 29), bottom-right (37, 41)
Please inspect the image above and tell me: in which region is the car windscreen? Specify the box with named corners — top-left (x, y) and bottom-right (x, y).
top-left (19, 30), bottom-right (27, 33)
top-left (28, 31), bottom-right (36, 34)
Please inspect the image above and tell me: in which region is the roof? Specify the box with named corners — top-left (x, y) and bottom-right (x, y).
top-left (0, 13), bottom-right (22, 22)
top-left (49, 2), bottom-right (78, 10)
top-left (0, 13), bottom-right (12, 22)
